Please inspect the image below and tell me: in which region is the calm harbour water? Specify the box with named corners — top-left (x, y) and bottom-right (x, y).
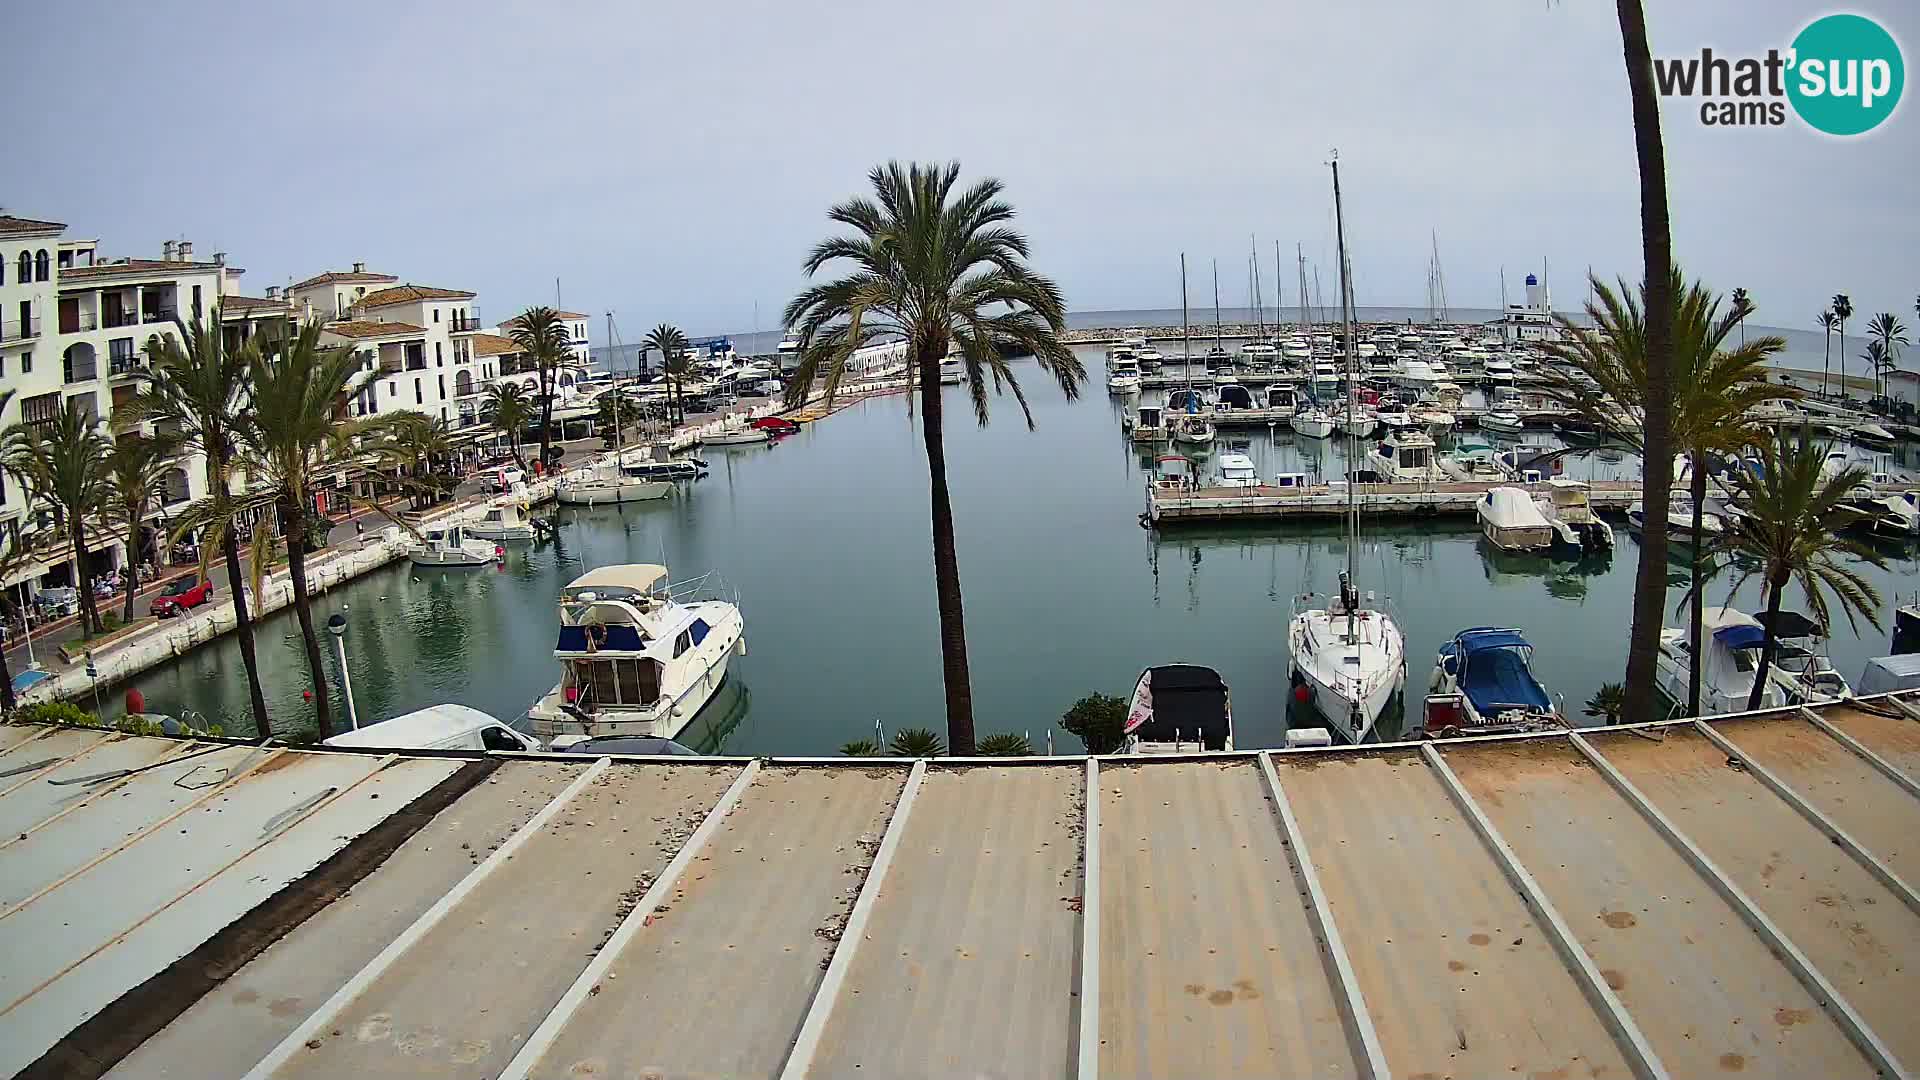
top-left (127, 344), bottom-right (1920, 751)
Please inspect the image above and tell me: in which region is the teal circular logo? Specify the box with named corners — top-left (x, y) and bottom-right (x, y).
top-left (1788, 14), bottom-right (1904, 135)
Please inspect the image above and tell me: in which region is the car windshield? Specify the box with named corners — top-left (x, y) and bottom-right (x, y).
top-left (165, 579), bottom-right (195, 596)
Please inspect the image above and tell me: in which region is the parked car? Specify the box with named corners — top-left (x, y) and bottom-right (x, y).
top-left (150, 575), bottom-right (214, 618)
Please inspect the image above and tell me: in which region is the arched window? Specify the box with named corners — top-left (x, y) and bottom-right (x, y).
top-left (34, 250), bottom-right (49, 282)
top-left (15, 252), bottom-right (29, 283)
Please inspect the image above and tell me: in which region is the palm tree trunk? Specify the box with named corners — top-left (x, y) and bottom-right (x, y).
top-left (70, 519), bottom-right (103, 637)
top-left (1822, 328), bottom-right (1831, 397)
top-left (1746, 573), bottom-right (1786, 711)
top-left (918, 348), bottom-right (975, 755)
top-left (1615, 0), bottom-right (1677, 728)
top-left (0, 623), bottom-right (15, 714)
top-left (282, 500), bottom-right (335, 739)
top-left (539, 366), bottom-right (556, 469)
top-left (1687, 452), bottom-right (1708, 716)
top-left (121, 529), bottom-right (140, 624)
top-left (221, 524), bottom-right (272, 734)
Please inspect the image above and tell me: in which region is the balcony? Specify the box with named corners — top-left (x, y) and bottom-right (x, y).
top-left (406, 360), bottom-right (428, 371)
top-left (142, 307), bottom-right (179, 325)
top-left (64, 360), bottom-right (100, 384)
top-left (449, 308), bottom-right (485, 334)
top-left (0, 316), bottom-right (40, 342)
top-left (58, 312), bottom-right (97, 333)
top-left (103, 309), bottom-right (140, 329)
top-left (109, 356), bottom-right (147, 379)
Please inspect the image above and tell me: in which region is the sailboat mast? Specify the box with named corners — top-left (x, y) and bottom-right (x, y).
top-left (607, 310), bottom-right (625, 454)
top-left (1297, 243), bottom-right (1310, 330)
top-left (1273, 240), bottom-right (1284, 333)
top-left (1181, 253), bottom-right (1191, 385)
top-left (1331, 155), bottom-right (1357, 637)
top-left (1212, 260), bottom-right (1223, 349)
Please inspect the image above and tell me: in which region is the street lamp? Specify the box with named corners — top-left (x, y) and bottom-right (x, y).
top-left (327, 610), bottom-right (360, 730)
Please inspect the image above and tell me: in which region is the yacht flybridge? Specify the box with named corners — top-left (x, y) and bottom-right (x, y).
top-left (527, 564), bottom-right (746, 742)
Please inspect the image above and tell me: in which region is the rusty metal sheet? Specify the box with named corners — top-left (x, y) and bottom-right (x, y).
top-left (1812, 703), bottom-right (1920, 784)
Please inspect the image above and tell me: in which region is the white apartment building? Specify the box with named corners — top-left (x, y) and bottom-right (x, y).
top-left (293, 271), bottom-right (488, 430)
top-left (0, 214), bottom-right (248, 600)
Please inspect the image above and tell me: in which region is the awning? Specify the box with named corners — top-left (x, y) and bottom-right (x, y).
top-left (1713, 624), bottom-right (1768, 650)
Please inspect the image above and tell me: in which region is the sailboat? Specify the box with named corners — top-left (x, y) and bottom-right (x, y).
top-left (1170, 254), bottom-right (1216, 446)
top-left (1287, 156), bottom-right (1407, 742)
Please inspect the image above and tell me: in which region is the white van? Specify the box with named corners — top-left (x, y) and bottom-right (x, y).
top-left (322, 704), bottom-right (541, 753)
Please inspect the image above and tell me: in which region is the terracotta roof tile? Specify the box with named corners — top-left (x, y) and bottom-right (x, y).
top-left (356, 284), bottom-right (476, 309)
top-left (470, 333), bottom-right (521, 357)
top-left (553, 310), bottom-right (590, 320)
top-left (60, 259), bottom-right (222, 281)
top-left (293, 269), bottom-right (398, 290)
top-left (218, 295), bottom-right (290, 312)
top-left (323, 320), bottom-right (427, 339)
top-left (0, 215), bottom-right (65, 236)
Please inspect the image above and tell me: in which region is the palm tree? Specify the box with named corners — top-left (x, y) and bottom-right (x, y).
top-left (506, 307), bottom-right (573, 470)
top-left (1542, 269), bottom-right (1788, 716)
top-left (1817, 309), bottom-right (1839, 396)
top-left (365, 413), bottom-right (457, 510)
top-left (481, 382), bottom-right (533, 469)
top-left (644, 324), bottom-right (691, 424)
top-left (1708, 426), bottom-right (1885, 710)
top-left (237, 322), bottom-right (364, 738)
top-left (3, 403), bottom-right (110, 637)
top-left (1831, 294), bottom-right (1853, 396)
top-left (595, 389), bottom-right (641, 447)
top-left (1730, 287), bottom-right (1752, 345)
top-left (784, 161), bottom-right (1084, 753)
top-left (101, 434), bottom-right (176, 623)
top-left (1866, 312), bottom-right (1908, 399)
top-left (1605, 0), bottom-right (1680, 729)
top-left (122, 311), bottom-right (269, 731)
top-left (0, 536), bottom-right (37, 714)
top-left (661, 349), bottom-right (693, 424)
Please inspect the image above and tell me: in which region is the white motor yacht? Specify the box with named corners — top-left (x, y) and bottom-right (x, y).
top-left (1292, 403), bottom-right (1337, 438)
top-left (527, 563), bottom-right (747, 742)
top-left (1477, 487), bottom-right (1556, 552)
top-left (939, 356), bottom-right (966, 384)
top-left (1215, 451), bottom-right (1259, 488)
top-left (1534, 479), bottom-right (1614, 554)
top-left (559, 460), bottom-right (674, 505)
top-left (1479, 411), bottom-right (1526, 435)
top-left (1310, 361), bottom-right (1340, 391)
top-left (1106, 357), bottom-right (1142, 394)
top-left (1171, 413), bottom-right (1216, 445)
top-left (1365, 428), bottom-right (1443, 482)
top-left (702, 419), bottom-right (772, 446)
top-left (1653, 606), bottom-right (1847, 717)
top-left (468, 497), bottom-right (537, 542)
top-left (406, 524), bottom-right (500, 568)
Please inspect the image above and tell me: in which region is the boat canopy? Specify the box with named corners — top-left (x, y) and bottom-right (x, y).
top-left (1754, 609), bottom-right (1824, 640)
top-left (1481, 487), bottom-right (1552, 529)
top-left (567, 564), bottom-right (668, 595)
top-left (1127, 665), bottom-right (1231, 750)
top-left (1446, 628), bottom-right (1551, 714)
top-left (1712, 624), bottom-right (1767, 650)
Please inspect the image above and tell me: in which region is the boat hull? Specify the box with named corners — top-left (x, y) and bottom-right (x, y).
top-left (467, 523), bottom-right (535, 542)
top-left (529, 609), bottom-right (746, 741)
top-left (1293, 416), bottom-right (1336, 438)
top-left (1287, 608), bottom-right (1404, 743)
top-left (557, 478), bottom-right (673, 505)
top-left (702, 431), bottom-right (770, 446)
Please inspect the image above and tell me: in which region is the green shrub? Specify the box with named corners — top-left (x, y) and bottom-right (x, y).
top-left (1584, 682), bottom-right (1627, 726)
top-left (13, 701), bottom-right (101, 727)
top-left (975, 733), bottom-right (1032, 756)
top-left (838, 739), bottom-right (882, 757)
top-left (1062, 693), bottom-right (1129, 754)
top-left (888, 726), bottom-right (946, 758)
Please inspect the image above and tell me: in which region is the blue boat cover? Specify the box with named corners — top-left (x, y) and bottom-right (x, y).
top-left (556, 624), bottom-right (647, 653)
top-left (1454, 629), bottom-right (1551, 713)
top-left (1713, 624), bottom-right (1767, 650)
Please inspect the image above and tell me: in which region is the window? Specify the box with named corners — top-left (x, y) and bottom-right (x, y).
top-left (20, 350), bottom-right (30, 374)
top-left (57, 250), bottom-right (71, 269)
top-left (437, 374), bottom-right (445, 398)
top-left (387, 382), bottom-right (395, 397)
top-left (672, 629), bottom-right (693, 658)
top-left (414, 378), bottom-right (422, 405)
top-left (191, 284), bottom-right (202, 317)
top-left (480, 726), bottom-right (523, 752)
top-left (435, 342), bottom-right (442, 366)
top-left (432, 308), bottom-right (439, 323)
top-left (14, 253), bottom-right (27, 282)
top-left (34, 250), bottom-right (48, 282)
top-left (20, 392), bottom-right (59, 426)
top-left (689, 619), bottom-right (710, 646)
top-left (0, 354), bottom-right (6, 377)
top-left (109, 338), bottom-right (134, 362)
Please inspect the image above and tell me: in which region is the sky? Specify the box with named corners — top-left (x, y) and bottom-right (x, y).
top-left (5, 0), bottom-right (1915, 342)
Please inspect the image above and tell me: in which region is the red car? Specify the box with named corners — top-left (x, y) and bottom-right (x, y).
top-left (150, 575), bottom-right (214, 617)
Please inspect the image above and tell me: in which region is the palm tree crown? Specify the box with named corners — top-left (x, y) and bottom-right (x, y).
top-left (783, 161), bottom-right (1084, 754)
top-left (102, 433), bottom-right (176, 623)
top-left (506, 306), bottom-right (573, 468)
top-left (2, 403), bottom-right (112, 635)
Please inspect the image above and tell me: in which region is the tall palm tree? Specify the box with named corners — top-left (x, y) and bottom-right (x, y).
top-left (784, 161), bottom-right (1084, 753)
top-left (1831, 294), bottom-right (1853, 396)
top-left (101, 434), bottom-right (176, 623)
top-left (481, 382), bottom-right (533, 469)
top-left (3, 403), bottom-right (110, 637)
top-left (1817, 309), bottom-right (1839, 396)
top-left (237, 322), bottom-right (364, 738)
top-left (595, 388), bottom-right (641, 447)
top-left (1606, 0), bottom-right (1679, 728)
top-left (1729, 287), bottom-right (1752, 345)
top-left (365, 413), bottom-right (457, 510)
top-left (661, 349), bottom-right (693, 424)
top-left (644, 324), bottom-right (691, 424)
top-left (1866, 312), bottom-right (1908, 399)
top-left (1542, 269), bottom-right (1789, 716)
top-left (121, 311), bottom-right (269, 730)
top-left (507, 307), bottom-right (573, 471)
top-left (1707, 426), bottom-right (1884, 710)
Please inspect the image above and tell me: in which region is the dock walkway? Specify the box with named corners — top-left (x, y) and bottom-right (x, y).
top-left (1147, 478), bottom-right (1644, 523)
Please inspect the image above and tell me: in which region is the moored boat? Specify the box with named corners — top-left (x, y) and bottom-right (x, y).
top-left (1423, 627), bottom-right (1562, 736)
top-left (1122, 664), bottom-right (1234, 753)
top-left (405, 524), bottom-right (500, 568)
top-left (468, 498), bottom-right (536, 542)
top-left (559, 460), bottom-right (674, 505)
top-left (527, 563), bottom-right (747, 742)
top-left (1477, 486), bottom-right (1555, 552)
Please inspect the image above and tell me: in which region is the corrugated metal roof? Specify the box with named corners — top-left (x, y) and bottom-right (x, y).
top-left (6, 690), bottom-right (1920, 1079)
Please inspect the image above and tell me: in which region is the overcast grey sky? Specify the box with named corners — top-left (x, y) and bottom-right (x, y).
top-left (6, 1), bottom-right (1914, 339)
